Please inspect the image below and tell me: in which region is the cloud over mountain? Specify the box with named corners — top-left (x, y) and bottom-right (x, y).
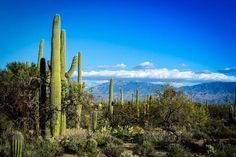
top-left (97, 63), bottom-right (126, 69)
top-left (72, 68), bottom-right (236, 82)
top-left (218, 68), bottom-right (236, 74)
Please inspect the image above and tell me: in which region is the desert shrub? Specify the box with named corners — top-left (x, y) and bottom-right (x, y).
top-left (93, 125), bottom-right (123, 147)
top-left (167, 144), bottom-right (190, 157)
top-left (0, 137), bottom-right (10, 157)
top-left (135, 140), bottom-right (155, 156)
top-left (86, 138), bottom-right (100, 157)
top-left (103, 142), bottom-right (124, 157)
top-left (205, 119), bottom-right (236, 138)
top-left (59, 129), bottom-right (88, 155)
top-left (25, 137), bottom-right (63, 157)
top-left (213, 141), bottom-right (236, 157)
top-left (206, 144), bottom-right (216, 156)
top-left (120, 151), bottom-right (138, 157)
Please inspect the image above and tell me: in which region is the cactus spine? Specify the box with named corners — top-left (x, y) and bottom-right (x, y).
top-left (109, 79), bottom-right (114, 115)
top-left (120, 89), bottom-right (124, 106)
top-left (37, 39), bottom-right (44, 69)
top-left (136, 89), bottom-right (140, 117)
top-left (10, 131), bottom-right (24, 157)
top-left (50, 14), bottom-right (61, 138)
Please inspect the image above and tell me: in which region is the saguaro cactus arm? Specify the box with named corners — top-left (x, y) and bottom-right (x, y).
top-left (65, 55), bottom-right (78, 78)
top-left (37, 39), bottom-right (44, 69)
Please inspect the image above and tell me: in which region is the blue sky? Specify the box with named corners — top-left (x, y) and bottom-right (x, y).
top-left (0, 0), bottom-right (236, 85)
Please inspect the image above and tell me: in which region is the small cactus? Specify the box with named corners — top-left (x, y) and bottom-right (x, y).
top-left (120, 89), bottom-right (124, 106)
top-left (92, 111), bottom-right (98, 131)
top-left (10, 131), bottom-right (24, 157)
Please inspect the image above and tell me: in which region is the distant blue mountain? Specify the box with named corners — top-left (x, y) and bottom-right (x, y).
top-left (89, 81), bottom-right (236, 104)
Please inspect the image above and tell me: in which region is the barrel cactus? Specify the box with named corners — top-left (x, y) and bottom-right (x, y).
top-left (10, 131), bottom-right (24, 157)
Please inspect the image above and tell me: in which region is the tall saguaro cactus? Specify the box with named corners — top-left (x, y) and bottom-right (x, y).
top-left (37, 39), bottom-right (44, 69)
top-left (136, 89), bottom-right (140, 117)
top-left (50, 14), bottom-right (61, 138)
top-left (39, 58), bottom-right (48, 137)
top-left (60, 29), bottom-right (79, 135)
top-left (109, 79), bottom-right (114, 115)
top-left (120, 89), bottom-right (124, 106)
top-left (78, 52), bottom-right (83, 91)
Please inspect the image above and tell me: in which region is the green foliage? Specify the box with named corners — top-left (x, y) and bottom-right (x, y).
top-left (135, 140), bottom-right (155, 156)
top-left (25, 137), bottom-right (62, 157)
top-left (103, 142), bottom-right (123, 157)
top-left (86, 138), bottom-right (100, 157)
top-left (167, 144), bottom-right (190, 157)
top-left (59, 129), bottom-right (88, 155)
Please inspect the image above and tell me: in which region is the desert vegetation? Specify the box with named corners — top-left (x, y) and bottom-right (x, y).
top-left (0, 14), bottom-right (235, 157)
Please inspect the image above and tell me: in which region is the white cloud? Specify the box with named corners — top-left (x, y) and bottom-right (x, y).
top-left (134, 61), bottom-right (155, 69)
top-left (180, 63), bottom-right (187, 67)
top-left (97, 63), bottom-right (126, 69)
top-left (72, 68), bottom-right (236, 82)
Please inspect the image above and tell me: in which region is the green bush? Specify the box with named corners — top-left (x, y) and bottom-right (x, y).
top-left (93, 127), bottom-right (123, 147)
top-left (103, 143), bottom-right (123, 157)
top-left (167, 144), bottom-right (190, 157)
top-left (214, 142), bottom-right (236, 157)
top-left (135, 140), bottom-right (155, 156)
top-left (86, 138), bottom-right (100, 157)
top-left (25, 137), bottom-right (62, 157)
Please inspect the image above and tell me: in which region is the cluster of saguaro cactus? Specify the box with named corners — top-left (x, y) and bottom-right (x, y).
top-left (10, 131), bottom-right (24, 157)
top-left (36, 14), bottom-right (82, 137)
top-left (109, 79), bottom-right (114, 115)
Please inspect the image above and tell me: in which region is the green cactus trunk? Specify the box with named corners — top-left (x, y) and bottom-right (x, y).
top-left (37, 39), bottom-right (44, 70)
top-left (39, 58), bottom-right (48, 137)
top-left (50, 14), bottom-right (61, 138)
top-left (92, 111), bottom-right (98, 131)
top-left (109, 79), bottom-right (114, 115)
top-left (76, 104), bottom-right (82, 129)
top-left (136, 89), bottom-right (140, 117)
top-left (60, 29), bottom-right (67, 136)
top-left (120, 89), bottom-right (124, 106)
top-left (131, 93), bottom-right (134, 105)
top-left (10, 131), bottom-right (24, 157)
top-left (78, 52), bottom-right (83, 91)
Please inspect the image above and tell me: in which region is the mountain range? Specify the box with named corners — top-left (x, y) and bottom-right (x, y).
top-left (88, 81), bottom-right (236, 104)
